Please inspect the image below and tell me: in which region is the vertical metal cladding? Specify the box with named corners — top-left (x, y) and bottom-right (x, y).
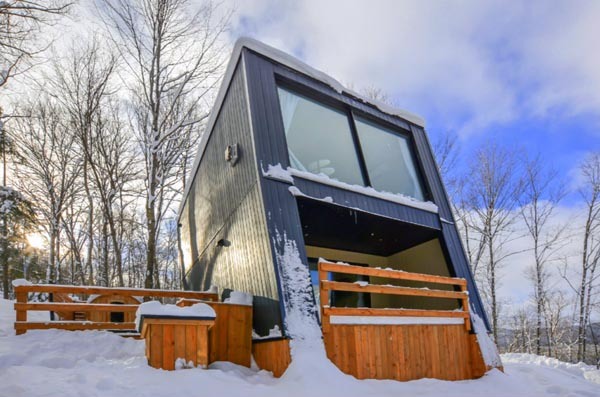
top-left (179, 60), bottom-right (281, 335)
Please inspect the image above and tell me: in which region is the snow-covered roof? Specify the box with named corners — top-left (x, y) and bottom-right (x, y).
top-left (178, 37), bottom-right (426, 219)
top-left (236, 38), bottom-right (425, 127)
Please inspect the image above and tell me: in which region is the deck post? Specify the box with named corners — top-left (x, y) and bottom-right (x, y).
top-left (460, 283), bottom-right (471, 331)
top-left (318, 261), bottom-right (330, 332)
top-left (15, 289), bottom-right (27, 335)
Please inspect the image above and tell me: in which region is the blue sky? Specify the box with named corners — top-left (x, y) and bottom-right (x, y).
top-left (223, 0), bottom-right (600, 206)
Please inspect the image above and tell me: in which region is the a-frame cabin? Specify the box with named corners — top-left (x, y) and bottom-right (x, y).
top-left (177, 38), bottom-right (501, 380)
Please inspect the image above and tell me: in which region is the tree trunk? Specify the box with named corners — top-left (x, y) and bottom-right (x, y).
top-left (83, 159), bottom-right (94, 285)
top-left (107, 212), bottom-right (124, 287)
top-left (535, 243), bottom-right (542, 355)
top-left (488, 234), bottom-right (498, 344)
top-left (47, 228), bottom-right (56, 283)
top-left (1, 229), bottom-right (8, 299)
top-left (145, 197), bottom-right (156, 289)
top-left (1, 150), bottom-right (7, 296)
top-left (101, 217), bottom-right (109, 287)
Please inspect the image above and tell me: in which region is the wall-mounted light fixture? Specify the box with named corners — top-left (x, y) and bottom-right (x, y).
top-left (217, 238), bottom-right (231, 247)
top-left (224, 143), bottom-right (239, 166)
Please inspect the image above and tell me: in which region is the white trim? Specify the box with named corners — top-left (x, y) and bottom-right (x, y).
top-left (329, 315), bottom-right (465, 326)
top-left (287, 168), bottom-right (439, 213)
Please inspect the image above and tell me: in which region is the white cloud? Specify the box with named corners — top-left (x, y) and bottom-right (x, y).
top-left (477, 204), bottom-right (584, 307)
top-left (226, 0), bottom-right (600, 136)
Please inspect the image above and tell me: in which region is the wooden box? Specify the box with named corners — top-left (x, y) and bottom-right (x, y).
top-left (140, 315), bottom-right (215, 370)
top-left (177, 299), bottom-right (253, 367)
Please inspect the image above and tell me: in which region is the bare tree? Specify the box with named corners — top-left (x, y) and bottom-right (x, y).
top-left (432, 130), bottom-right (460, 191)
top-left (89, 102), bottom-right (138, 286)
top-left (0, 0), bottom-right (71, 294)
top-left (465, 142), bottom-right (524, 343)
top-left (47, 38), bottom-right (140, 287)
top-left (0, 1), bottom-right (72, 88)
top-left (97, 0), bottom-right (229, 288)
top-left (574, 153), bottom-right (600, 361)
top-left (519, 154), bottom-right (566, 354)
top-left (11, 100), bottom-right (80, 283)
top-left (359, 85), bottom-right (396, 107)
top-left (543, 289), bottom-right (570, 358)
top-left (61, 197), bottom-right (87, 284)
top-left (47, 37), bottom-right (119, 285)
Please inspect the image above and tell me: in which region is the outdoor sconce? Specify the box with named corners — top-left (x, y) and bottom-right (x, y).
top-left (225, 143), bottom-right (239, 166)
top-left (217, 239), bottom-right (231, 247)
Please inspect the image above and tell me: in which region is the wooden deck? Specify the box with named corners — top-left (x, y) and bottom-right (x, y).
top-left (13, 267), bottom-right (494, 381)
top-left (317, 260), bottom-right (488, 381)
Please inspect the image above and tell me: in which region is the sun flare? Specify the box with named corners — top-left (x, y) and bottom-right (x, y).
top-left (27, 233), bottom-right (45, 249)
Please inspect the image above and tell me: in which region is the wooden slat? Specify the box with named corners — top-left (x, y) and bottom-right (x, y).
top-left (252, 339), bottom-right (291, 377)
top-left (323, 307), bottom-right (469, 318)
top-left (196, 326), bottom-right (210, 368)
top-left (460, 284), bottom-right (472, 331)
top-left (319, 260), bottom-right (467, 286)
top-left (174, 324), bottom-right (186, 363)
top-left (179, 300), bottom-right (253, 367)
top-left (185, 324), bottom-right (197, 364)
top-left (13, 284), bottom-right (218, 301)
top-left (162, 325), bottom-right (175, 370)
top-left (323, 323), bottom-right (484, 381)
top-left (322, 280), bottom-right (467, 300)
top-left (150, 324), bottom-right (163, 369)
top-left (15, 292), bottom-right (27, 335)
top-left (140, 318), bottom-right (214, 327)
top-left (15, 303), bottom-right (140, 312)
top-left (14, 321), bottom-right (135, 331)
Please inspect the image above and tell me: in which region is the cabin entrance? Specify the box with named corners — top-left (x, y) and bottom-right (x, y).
top-left (296, 197), bottom-right (460, 312)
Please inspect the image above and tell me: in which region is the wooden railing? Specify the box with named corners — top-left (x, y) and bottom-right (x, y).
top-left (318, 260), bottom-right (471, 331)
top-left (14, 283), bottom-right (219, 335)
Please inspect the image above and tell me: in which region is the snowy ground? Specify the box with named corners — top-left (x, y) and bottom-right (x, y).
top-left (0, 299), bottom-right (598, 397)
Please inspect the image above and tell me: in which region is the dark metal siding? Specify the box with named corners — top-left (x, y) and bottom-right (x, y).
top-left (292, 177), bottom-right (440, 229)
top-left (244, 51), bottom-right (319, 334)
top-left (179, 61), bottom-right (280, 334)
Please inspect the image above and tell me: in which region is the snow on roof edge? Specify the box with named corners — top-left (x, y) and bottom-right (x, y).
top-left (237, 37), bottom-right (425, 127)
top-left (178, 37), bottom-right (426, 219)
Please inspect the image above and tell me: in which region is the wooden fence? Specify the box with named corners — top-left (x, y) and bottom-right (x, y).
top-left (317, 260), bottom-right (471, 331)
top-left (13, 284), bottom-right (218, 335)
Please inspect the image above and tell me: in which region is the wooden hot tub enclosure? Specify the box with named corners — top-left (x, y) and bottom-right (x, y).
top-left (140, 316), bottom-right (215, 370)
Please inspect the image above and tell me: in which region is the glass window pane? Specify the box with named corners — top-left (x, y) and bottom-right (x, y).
top-left (355, 118), bottom-right (425, 201)
top-left (277, 87), bottom-right (364, 186)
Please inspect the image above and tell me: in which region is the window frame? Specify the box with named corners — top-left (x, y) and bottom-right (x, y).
top-left (350, 109), bottom-right (429, 201)
top-left (275, 77), bottom-right (431, 202)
